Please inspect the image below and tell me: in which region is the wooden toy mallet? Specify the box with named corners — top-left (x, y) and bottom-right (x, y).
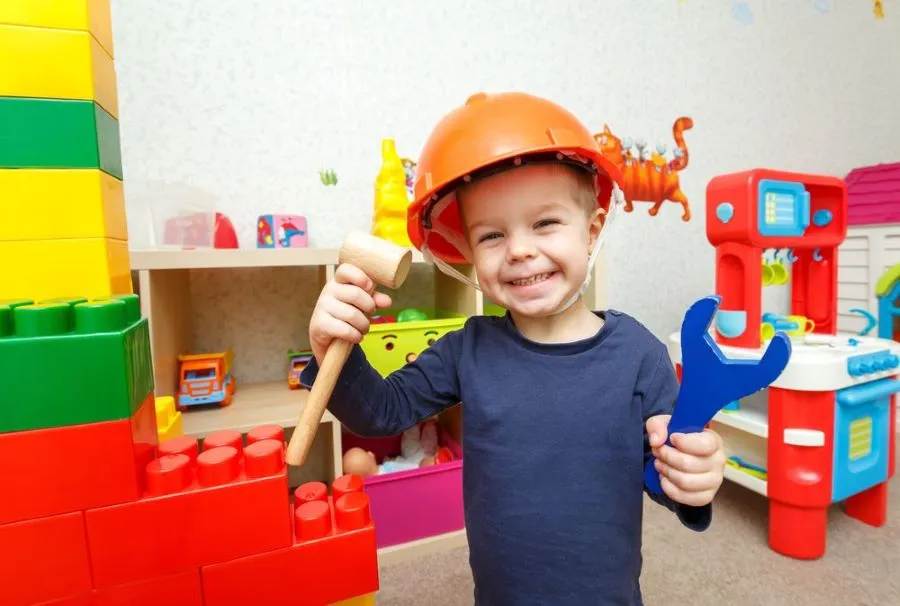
top-left (285, 230), bottom-right (413, 466)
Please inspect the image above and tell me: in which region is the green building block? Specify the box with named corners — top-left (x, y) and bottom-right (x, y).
top-left (0, 96), bottom-right (123, 179)
top-left (0, 294), bottom-right (154, 433)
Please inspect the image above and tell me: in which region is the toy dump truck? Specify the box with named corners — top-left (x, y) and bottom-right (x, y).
top-left (177, 349), bottom-right (236, 410)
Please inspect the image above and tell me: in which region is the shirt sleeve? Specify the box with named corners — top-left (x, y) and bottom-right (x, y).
top-left (298, 326), bottom-right (464, 437)
top-left (640, 345), bottom-right (713, 532)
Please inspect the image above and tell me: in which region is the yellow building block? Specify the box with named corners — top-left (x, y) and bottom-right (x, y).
top-left (332, 593), bottom-right (376, 606)
top-left (155, 396), bottom-right (184, 442)
top-left (0, 169), bottom-right (127, 242)
top-left (0, 24), bottom-right (118, 118)
top-left (0, 237), bottom-right (131, 301)
top-left (0, 0), bottom-right (114, 57)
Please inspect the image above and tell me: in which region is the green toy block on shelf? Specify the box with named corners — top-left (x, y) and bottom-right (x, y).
top-left (0, 294), bottom-right (153, 433)
top-left (0, 96), bottom-right (123, 179)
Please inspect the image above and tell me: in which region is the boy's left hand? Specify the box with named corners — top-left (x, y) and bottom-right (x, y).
top-left (647, 415), bottom-right (726, 507)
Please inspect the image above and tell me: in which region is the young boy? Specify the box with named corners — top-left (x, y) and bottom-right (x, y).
top-left (301, 92), bottom-right (726, 605)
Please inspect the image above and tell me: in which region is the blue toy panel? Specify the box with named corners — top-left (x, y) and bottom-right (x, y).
top-left (756, 179), bottom-right (810, 237)
top-left (832, 379), bottom-right (896, 502)
top-left (877, 280), bottom-right (900, 340)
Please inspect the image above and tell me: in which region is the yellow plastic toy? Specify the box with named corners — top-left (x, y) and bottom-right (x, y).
top-left (0, 237), bottom-right (131, 301)
top-left (154, 396), bottom-right (184, 442)
top-left (371, 138), bottom-right (412, 246)
top-left (0, 169), bottom-right (126, 242)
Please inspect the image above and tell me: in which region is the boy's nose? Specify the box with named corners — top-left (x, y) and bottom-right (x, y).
top-left (506, 234), bottom-right (537, 261)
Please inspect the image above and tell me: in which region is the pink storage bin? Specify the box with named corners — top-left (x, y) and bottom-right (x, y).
top-left (342, 426), bottom-right (464, 548)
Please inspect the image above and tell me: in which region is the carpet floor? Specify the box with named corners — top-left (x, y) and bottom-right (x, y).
top-left (375, 471), bottom-right (900, 605)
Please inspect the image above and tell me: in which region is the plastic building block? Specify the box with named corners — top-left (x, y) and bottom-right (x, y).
top-left (33, 597), bottom-right (93, 606)
top-left (201, 477), bottom-right (379, 606)
top-left (0, 236), bottom-right (131, 305)
top-left (0, 24), bottom-right (118, 118)
top-left (0, 295), bottom-right (153, 432)
top-left (0, 511), bottom-right (93, 606)
top-left (0, 97), bottom-right (123, 179)
top-left (155, 395), bottom-right (184, 442)
top-left (0, 169), bottom-right (127, 242)
top-left (44, 569), bottom-right (205, 606)
top-left (0, 391), bottom-right (156, 525)
top-left (85, 434), bottom-right (293, 588)
top-left (644, 296), bottom-right (791, 494)
top-left (0, 0), bottom-right (114, 57)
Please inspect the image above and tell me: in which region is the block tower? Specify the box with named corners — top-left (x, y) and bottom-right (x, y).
top-left (0, 3), bottom-right (379, 605)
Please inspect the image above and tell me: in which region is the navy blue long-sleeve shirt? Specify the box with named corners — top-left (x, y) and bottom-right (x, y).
top-left (300, 309), bottom-right (711, 605)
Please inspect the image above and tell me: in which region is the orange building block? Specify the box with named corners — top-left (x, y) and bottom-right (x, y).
top-left (201, 477), bottom-right (379, 606)
top-left (0, 392), bottom-right (157, 525)
top-left (0, 511), bottom-right (92, 606)
top-left (85, 434), bottom-right (292, 588)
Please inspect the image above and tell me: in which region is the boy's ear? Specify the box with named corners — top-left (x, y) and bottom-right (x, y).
top-left (588, 208), bottom-right (605, 249)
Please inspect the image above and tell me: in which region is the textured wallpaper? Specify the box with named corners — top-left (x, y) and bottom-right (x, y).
top-left (113, 0), bottom-right (900, 385)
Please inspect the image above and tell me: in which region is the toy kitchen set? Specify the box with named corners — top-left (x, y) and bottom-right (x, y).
top-left (667, 168), bottom-right (899, 560)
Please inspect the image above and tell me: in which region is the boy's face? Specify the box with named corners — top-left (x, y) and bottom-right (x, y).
top-left (458, 164), bottom-right (603, 318)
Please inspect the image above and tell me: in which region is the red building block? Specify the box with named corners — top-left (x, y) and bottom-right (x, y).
top-left (35, 598), bottom-right (92, 606)
top-left (36, 569), bottom-right (203, 606)
top-left (0, 511), bottom-right (92, 606)
top-left (85, 435), bottom-right (292, 588)
top-left (201, 477), bottom-right (379, 606)
top-left (0, 392), bottom-right (157, 525)
top-left (95, 569), bottom-right (203, 606)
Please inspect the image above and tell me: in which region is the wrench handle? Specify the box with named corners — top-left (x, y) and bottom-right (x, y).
top-left (642, 402), bottom-right (709, 495)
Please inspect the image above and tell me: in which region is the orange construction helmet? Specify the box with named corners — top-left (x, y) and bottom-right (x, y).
top-left (407, 91), bottom-right (624, 265)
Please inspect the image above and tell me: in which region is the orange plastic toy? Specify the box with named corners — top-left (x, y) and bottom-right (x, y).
top-left (406, 91), bottom-right (624, 265)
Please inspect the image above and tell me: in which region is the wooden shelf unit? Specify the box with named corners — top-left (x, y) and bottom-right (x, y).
top-left (131, 244), bottom-right (607, 555)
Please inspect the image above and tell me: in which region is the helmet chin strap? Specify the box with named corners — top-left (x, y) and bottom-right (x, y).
top-left (422, 184), bottom-right (624, 317)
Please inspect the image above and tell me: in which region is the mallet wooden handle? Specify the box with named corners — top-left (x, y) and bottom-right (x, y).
top-left (285, 230), bottom-right (412, 467)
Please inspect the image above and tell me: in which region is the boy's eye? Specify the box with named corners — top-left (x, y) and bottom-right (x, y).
top-left (477, 232), bottom-right (502, 243)
top-left (535, 218), bottom-right (560, 229)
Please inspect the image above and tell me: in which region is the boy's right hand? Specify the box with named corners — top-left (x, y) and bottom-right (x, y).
top-left (309, 263), bottom-right (393, 364)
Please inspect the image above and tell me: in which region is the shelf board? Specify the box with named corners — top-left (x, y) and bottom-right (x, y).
top-left (713, 407), bottom-right (768, 438)
top-left (130, 247), bottom-right (427, 270)
top-left (181, 380), bottom-right (335, 438)
top-left (724, 465), bottom-right (768, 496)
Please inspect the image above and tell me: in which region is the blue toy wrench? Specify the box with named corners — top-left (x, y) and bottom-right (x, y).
top-left (643, 295), bottom-right (791, 495)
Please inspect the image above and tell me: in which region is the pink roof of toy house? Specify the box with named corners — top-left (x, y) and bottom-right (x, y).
top-left (845, 162), bottom-right (900, 226)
